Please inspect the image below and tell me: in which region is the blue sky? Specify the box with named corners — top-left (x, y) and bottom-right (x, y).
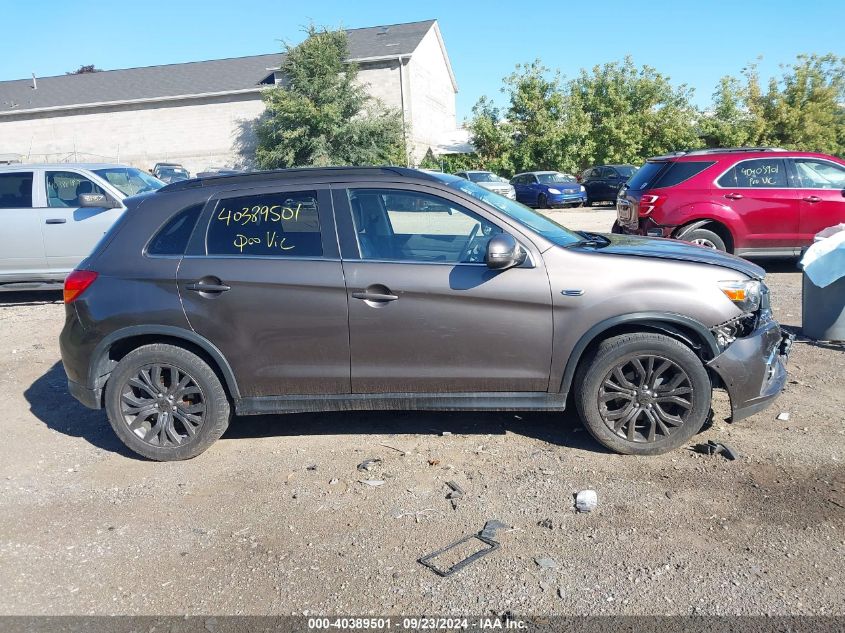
top-left (2, 0), bottom-right (843, 122)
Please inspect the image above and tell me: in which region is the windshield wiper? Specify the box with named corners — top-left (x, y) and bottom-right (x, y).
top-left (568, 231), bottom-right (611, 248)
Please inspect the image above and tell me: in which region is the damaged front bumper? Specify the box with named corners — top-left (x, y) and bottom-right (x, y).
top-left (706, 315), bottom-right (794, 422)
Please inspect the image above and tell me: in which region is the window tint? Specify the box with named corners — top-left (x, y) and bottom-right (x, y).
top-left (206, 191), bottom-right (322, 257)
top-left (147, 204), bottom-right (202, 256)
top-left (651, 161), bottom-right (715, 188)
top-left (601, 167), bottom-right (618, 179)
top-left (793, 159), bottom-right (845, 189)
top-left (46, 171), bottom-right (105, 207)
top-left (0, 172), bottom-right (33, 208)
top-left (718, 159), bottom-right (788, 188)
top-left (349, 188), bottom-right (502, 263)
top-left (626, 162), bottom-right (668, 190)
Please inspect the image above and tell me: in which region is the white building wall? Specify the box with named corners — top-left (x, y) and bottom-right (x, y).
top-left (406, 26), bottom-right (457, 160)
top-left (0, 93), bottom-right (265, 175)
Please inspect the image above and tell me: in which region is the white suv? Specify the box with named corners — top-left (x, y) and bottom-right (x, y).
top-left (0, 164), bottom-right (163, 290)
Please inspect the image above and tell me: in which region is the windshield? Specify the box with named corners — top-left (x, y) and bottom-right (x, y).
top-left (616, 166), bottom-right (637, 178)
top-left (467, 172), bottom-right (504, 183)
top-left (440, 176), bottom-right (581, 246)
top-left (536, 172), bottom-right (577, 184)
top-left (94, 168), bottom-right (164, 196)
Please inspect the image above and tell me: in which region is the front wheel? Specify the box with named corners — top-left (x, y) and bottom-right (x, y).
top-left (537, 193), bottom-right (548, 209)
top-left (104, 343), bottom-right (231, 461)
top-left (574, 333), bottom-right (711, 455)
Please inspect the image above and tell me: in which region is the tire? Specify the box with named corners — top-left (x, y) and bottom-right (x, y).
top-left (537, 193), bottom-right (547, 209)
top-left (104, 343), bottom-right (231, 461)
top-left (574, 333), bottom-right (711, 456)
top-left (610, 220), bottom-right (625, 234)
top-left (681, 228), bottom-right (727, 252)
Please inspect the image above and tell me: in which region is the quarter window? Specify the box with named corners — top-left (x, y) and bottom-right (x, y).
top-left (793, 159), bottom-right (845, 189)
top-left (147, 204), bottom-right (203, 256)
top-left (349, 189), bottom-right (502, 263)
top-left (0, 172), bottom-right (33, 209)
top-left (718, 159), bottom-right (788, 188)
top-left (206, 191), bottom-right (322, 257)
top-left (46, 171), bottom-right (105, 207)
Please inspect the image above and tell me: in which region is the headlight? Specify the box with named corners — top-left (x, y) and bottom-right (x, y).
top-left (580, 185), bottom-right (586, 192)
top-left (547, 188), bottom-right (561, 194)
top-left (718, 280), bottom-right (762, 312)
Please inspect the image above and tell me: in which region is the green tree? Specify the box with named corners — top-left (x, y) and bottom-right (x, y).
top-left (565, 56), bottom-right (702, 167)
top-left (254, 25), bottom-right (406, 169)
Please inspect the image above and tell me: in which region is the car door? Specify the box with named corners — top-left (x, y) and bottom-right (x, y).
top-left (334, 183), bottom-right (553, 394)
top-left (177, 185), bottom-right (351, 397)
top-left (510, 175), bottom-right (526, 203)
top-left (0, 170), bottom-right (49, 278)
top-left (715, 157), bottom-right (800, 251)
top-left (40, 170), bottom-right (126, 273)
top-left (602, 167), bottom-right (623, 200)
top-left (582, 169), bottom-right (599, 200)
top-left (790, 157), bottom-right (845, 245)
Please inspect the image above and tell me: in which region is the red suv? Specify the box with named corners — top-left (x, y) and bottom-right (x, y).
top-left (615, 147), bottom-right (845, 257)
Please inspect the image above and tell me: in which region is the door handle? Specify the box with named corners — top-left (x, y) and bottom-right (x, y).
top-left (352, 291), bottom-right (398, 302)
top-left (186, 282), bottom-right (231, 293)
top-left (802, 195), bottom-right (821, 203)
top-left (724, 193), bottom-right (743, 200)
top-left (45, 218), bottom-right (66, 224)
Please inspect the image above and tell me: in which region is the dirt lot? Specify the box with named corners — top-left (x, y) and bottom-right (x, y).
top-left (0, 207), bottom-right (843, 616)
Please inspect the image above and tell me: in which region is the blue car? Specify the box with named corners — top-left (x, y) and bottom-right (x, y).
top-left (510, 171), bottom-right (587, 208)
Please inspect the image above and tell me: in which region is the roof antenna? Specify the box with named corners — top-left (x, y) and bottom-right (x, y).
top-left (31, 73), bottom-right (37, 90)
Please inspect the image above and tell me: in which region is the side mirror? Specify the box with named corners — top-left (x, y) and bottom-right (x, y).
top-left (486, 234), bottom-right (527, 270)
top-left (78, 193), bottom-right (119, 209)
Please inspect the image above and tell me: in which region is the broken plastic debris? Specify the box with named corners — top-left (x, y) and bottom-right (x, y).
top-left (535, 556), bottom-right (559, 570)
top-left (575, 490), bottom-right (598, 513)
top-left (479, 519), bottom-right (510, 540)
top-left (445, 481), bottom-right (464, 499)
top-left (356, 457), bottom-right (382, 471)
top-left (693, 440), bottom-right (739, 461)
top-left (359, 479), bottom-right (385, 487)
top-left (776, 412), bottom-right (790, 421)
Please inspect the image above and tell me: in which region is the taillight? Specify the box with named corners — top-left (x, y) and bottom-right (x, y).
top-left (639, 194), bottom-right (661, 216)
top-left (64, 270), bottom-right (98, 304)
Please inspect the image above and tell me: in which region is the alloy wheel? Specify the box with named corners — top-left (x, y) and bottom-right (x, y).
top-left (597, 354), bottom-right (694, 443)
top-left (119, 364), bottom-right (206, 447)
top-left (691, 238), bottom-right (718, 249)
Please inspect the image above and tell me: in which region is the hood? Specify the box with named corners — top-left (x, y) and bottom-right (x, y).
top-left (591, 234), bottom-right (765, 279)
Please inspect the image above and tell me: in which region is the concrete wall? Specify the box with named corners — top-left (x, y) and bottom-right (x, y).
top-left (0, 93), bottom-right (265, 175)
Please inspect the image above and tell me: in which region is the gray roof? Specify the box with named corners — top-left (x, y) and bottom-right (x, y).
top-left (0, 20), bottom-right (435, 115)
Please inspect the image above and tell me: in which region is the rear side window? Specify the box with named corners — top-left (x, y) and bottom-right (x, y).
top-left (206, 191), bottom-right (322, 257)
top-left (0, 172), bottom-right (33, 208)
top-left (718, 158), bottom-right (788, 188)
top-left (651, 161), bottom-right (715, 188)
top-left (626, 162), bottom-right (668, 190)
top-left (147, 204), bottom-right (202, 256)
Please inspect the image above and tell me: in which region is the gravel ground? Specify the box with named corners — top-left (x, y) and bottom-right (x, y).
top-left (0, 207), bottom-right (843, 616)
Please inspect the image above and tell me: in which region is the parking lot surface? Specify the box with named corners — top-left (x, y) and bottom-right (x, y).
top-left (0, 207), bottom-right (843, 615)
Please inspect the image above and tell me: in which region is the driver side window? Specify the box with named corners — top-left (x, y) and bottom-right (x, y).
top-left (348, 188), bottom-right (502, 264)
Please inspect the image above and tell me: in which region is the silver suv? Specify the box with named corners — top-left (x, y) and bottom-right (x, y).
top-left (59, 167), bottom-right (792, 461)
top-left (0, 163), bottom-right (163, 290)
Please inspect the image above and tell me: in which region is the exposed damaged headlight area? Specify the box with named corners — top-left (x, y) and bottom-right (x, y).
top-left (711, 312), bottom-right (758, 350)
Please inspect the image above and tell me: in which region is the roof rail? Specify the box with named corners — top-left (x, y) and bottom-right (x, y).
top-left (159, 165), bottom-right (435, 192)
top-left (685, 147), bottom-right (786, 156)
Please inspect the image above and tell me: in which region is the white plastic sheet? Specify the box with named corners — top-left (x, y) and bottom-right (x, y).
top-left (800, 223), bottom-right (845, 288)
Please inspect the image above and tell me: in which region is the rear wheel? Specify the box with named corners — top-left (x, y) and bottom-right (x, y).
top-left (574, 333), bottom-right (711, 455)
top-left (104, 344), bottom-right (230, 461)
top-left (681, 228), bottom-right (727, 252)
